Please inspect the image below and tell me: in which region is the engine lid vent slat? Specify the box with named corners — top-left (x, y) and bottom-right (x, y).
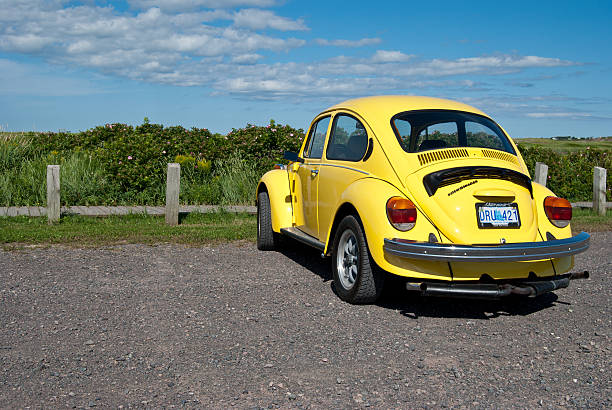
top-left (418, 148), bottom-right (469, 166)
top-left (481, 149), bottom-right (519, 165)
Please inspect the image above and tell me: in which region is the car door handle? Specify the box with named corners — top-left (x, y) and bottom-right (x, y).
top-left (311, 169), bottom-right (319, 177)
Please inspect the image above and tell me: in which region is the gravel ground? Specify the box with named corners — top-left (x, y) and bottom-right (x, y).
top-left (1, 232), bottom-right (610, 409)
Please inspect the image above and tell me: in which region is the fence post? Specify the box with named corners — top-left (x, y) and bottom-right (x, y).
top-left (166, 163), bottom-right (180, 226)
top-left (534, 162), bottom-right (548, 186)
top-left (46, 165), bottom-right (60, 224)
top-left (593, 166), bottom-right (607, 216)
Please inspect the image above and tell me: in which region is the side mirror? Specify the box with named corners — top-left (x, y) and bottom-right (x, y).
top-left (284, 151), bottom-right (304, 163)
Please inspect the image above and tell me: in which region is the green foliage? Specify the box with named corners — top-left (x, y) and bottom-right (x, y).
top-left (224, 120), bottom-right (305, 171)
top-left (95, 123), bottom-right (217, 194)
top-left (216, 152), bottom-right (261, 205)
top-left (0, 119), bottom-right (304, 206)
top-left (518, 144), bottom-right (611, 202)
top-left (60, 152), bottom-right (113, 206)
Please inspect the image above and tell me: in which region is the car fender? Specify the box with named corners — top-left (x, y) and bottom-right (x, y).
top-left (257, 169), bottom-right (293, 233)
top-left (324, 177), bottom-right (451, 280)
top-left (531, 182), bottom-right (573, 240)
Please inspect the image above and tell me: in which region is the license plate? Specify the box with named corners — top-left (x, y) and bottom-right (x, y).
top-left (476, 202), bottom-right (520, 228)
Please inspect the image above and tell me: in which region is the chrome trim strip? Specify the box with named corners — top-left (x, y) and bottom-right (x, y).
top-left (383, 232), bottom-right (590, 262)
top-left (280, 227), bottom-right (325, 251)
top-left (320, 163), bottom-right (369, 175)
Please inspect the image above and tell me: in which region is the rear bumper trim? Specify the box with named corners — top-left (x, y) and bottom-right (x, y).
top-left (384, 232), bottom-right (590, 262)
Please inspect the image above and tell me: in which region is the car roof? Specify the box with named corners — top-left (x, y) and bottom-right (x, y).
top-left (324, 95), bottom-right (490, 120)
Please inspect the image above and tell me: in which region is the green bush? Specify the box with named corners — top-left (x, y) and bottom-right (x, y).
top-left (518, 145), bottom-right (611, 202)
top-left (224, 120), bottom-right (305, 171)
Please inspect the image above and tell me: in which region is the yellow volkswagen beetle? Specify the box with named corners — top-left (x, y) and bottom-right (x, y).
top-left (256, 96), bottom-right (590, 304)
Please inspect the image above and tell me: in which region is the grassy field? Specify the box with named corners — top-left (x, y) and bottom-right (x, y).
top-left (1, 209), bottom-right (608, 247)
top-left (0, 211), bottom-right (256, 248)
top-left (514, 136), bottom-right (612, 152)
top-left (571, 208), bottom-right (612, 233)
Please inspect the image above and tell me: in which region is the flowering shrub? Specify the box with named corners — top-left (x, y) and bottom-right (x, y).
top-left (223, 120), bottom-right (305, 171)
top-left (16, 121), bottom-right (610, 205)
top-left (94, 122), bottom-right (221, 192)
top-left (518, 144), bottom-right (611, 202)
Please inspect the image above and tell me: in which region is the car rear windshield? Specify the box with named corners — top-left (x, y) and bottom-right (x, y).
top-left (391, 110), bottom-right (516, 154)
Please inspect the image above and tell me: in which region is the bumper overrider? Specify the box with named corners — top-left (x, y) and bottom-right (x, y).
top-left (383, 232), bottom-right (591, 299)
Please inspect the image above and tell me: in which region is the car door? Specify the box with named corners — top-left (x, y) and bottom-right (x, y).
top-left (296, 116), bottom-right (331, 238)
top-left (317, 113), bottom-right (371, 240)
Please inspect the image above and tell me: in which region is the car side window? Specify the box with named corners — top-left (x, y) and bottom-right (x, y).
top-left (304, 116), bottom-right (330, 159)
top-left (393, 118), bottom-right (411, 151)
top-left (326, 115), bottom-right (368, 161)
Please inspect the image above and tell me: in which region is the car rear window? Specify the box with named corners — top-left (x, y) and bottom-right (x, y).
top-left (391, 110), bottom-right (515, 154)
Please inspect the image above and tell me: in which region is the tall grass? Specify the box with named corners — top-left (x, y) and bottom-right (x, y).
top-left (60, 152), bottom-right (114, 205)
top-left (216, 153), bottom-right (261, 205)
top-left (0, 138), bottom-right (263, 206)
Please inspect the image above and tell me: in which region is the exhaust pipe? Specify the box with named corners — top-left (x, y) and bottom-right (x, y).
top-left (569, 270), bottom-right (589, 280)
top-left (406, 282), bottom-right (514, 299)
top-left (406, 275), bottom-right (576, 299)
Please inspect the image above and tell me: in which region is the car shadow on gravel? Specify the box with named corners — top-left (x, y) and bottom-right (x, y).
top-left (379, 281), bottom-right (560, 320)
top-left (277, 238), bottom-right (560, 319)
top-left (277, 239), bottom-right (332, 282)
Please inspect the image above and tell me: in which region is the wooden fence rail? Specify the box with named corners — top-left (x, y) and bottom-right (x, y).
top-left (41, 162), bottom-right (608, 224)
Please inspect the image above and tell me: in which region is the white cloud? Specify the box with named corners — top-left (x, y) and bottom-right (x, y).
top-left (128, 0), bottom-right (277, 11)
top-left (0, 2), bottom-right (582, 105)
top-left (315, 38), bottom-right (381, 47)
top-left (526, 112), bottom-right (594, 119)
top-left (231, 53), bottom-right (263, 64)
top-left (0, 1), bottom-right (306, 80)
top-left (372, 50), bottom-right (412, 63)
top-left (232, 9), bottom-right (308, 31)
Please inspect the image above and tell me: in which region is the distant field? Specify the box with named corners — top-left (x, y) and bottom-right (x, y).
top-left (4, 131), bottom-right (611, 151)
top-left (513, 136), bottom-right (612, 152)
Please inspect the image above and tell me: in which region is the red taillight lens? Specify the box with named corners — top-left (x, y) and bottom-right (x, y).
top-left (386, 197), bottom-right (417, 231)
top-left (544, 196), bottom-right (572, 228)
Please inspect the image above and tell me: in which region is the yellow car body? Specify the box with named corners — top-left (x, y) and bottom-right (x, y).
top-left (256, 96), bottom-right (590, 303)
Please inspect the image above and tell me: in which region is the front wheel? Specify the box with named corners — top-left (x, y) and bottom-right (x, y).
top-left (332, 215), bottom-right (384, 304)
top-left (257, 191), bottom-right (279, 250)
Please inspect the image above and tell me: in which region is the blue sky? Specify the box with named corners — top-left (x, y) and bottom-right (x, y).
top-left (1, 0), bottom-right (611, 137)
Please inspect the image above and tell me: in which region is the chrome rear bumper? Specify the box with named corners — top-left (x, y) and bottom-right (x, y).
top-left (383, 232), bottom-right (590, 262)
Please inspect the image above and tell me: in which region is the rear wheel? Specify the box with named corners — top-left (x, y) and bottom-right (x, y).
top-left (332, 215), bottom-right (384, 304)
top-left (257, 191), bottom-right (278, 250)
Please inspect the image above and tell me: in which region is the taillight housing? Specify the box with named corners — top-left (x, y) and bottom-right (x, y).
top-left (386, 197), bottom-right (417, 231)
top-left (544, 196), bottom-right (572, 228)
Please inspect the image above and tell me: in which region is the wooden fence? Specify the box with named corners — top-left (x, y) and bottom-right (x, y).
top-left (44, 162), bottom-right (608, 225)
top-left (534, 162), bottom-right (608, 215)
top-left (46, 163), bottom-right (181, 225)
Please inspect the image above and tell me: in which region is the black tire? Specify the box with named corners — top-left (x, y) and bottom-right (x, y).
top-left (331, 215), bottom-right (384, 304)
top-left (257, 191), bottom-right (278, 251)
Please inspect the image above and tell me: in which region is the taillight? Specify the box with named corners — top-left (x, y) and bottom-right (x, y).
top-left (386, 197), bottom-right (417, 231)
top-left (544, 196), bottom-right (572, 228)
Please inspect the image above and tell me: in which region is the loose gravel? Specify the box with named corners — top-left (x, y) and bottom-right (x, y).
top-left (1, 232), bottom-right (610, 409)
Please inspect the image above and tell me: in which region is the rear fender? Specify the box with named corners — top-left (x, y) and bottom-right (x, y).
top-left (324, 178), bottom-right (451, 281)
top-left (531, 182), bottom-right (575, 276)
top-left (257, 170), bottom-right (293, 232)
top-left (532, 182), bottom-right (573, 239)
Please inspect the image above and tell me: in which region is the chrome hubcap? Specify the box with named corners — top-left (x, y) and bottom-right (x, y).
top-left (337, 230), bottom-right (359, 290)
